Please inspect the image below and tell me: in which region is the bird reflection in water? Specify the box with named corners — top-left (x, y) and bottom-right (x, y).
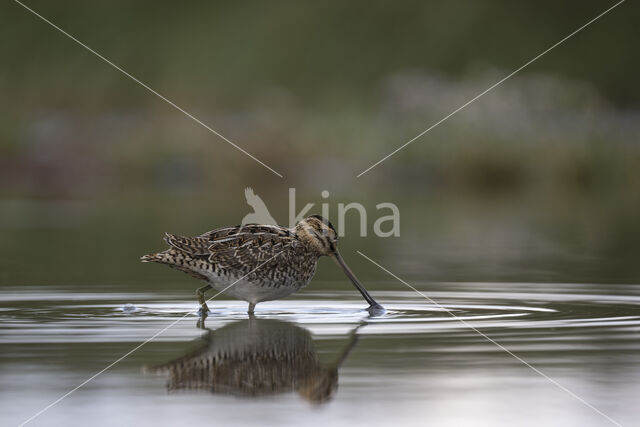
top-left (149, 317), bottom-right (361, 404)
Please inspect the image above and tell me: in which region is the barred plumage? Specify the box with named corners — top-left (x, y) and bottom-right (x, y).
top-left (148, 319), bottom-right (360, 403)
top-left (141, 215), bottom-right (383, 314)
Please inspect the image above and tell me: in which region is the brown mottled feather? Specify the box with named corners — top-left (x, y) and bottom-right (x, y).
top-left (145, 224), bottom-right (318, 290)
top-left (164, 233), bottom-right (210, 257)
top-left (149, 319), bottom-right (338, 403)
top-left (139, 217), bottom-right (349, 307)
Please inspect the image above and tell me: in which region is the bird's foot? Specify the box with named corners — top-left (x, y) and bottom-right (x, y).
top-left (367, 303), bottom-right (385, 317)
top-left (198, 303), bottom-right (210, 316)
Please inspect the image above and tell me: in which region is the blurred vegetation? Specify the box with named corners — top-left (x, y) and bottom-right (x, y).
top-left (1, 0), bottom-right (639, 288)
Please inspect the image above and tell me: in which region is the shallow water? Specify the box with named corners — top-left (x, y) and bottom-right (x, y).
top-left (1, 283), bottom-right (640, 427)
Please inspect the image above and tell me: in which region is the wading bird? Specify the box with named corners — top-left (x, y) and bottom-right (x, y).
top-left (141, 215), bottom-right (383, 314)
top-left (148, 318), bottom-right (361, 403)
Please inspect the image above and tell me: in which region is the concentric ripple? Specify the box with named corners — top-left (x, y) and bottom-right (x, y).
top-left (2, 283), bottom-right (639, 345)
top-left (2, 283), bottom-right (640, 427)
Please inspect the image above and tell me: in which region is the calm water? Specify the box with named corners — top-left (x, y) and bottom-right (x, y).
top-left (1, 283), bottom-right (639, 427)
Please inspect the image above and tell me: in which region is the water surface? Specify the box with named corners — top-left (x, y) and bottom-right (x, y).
top-left (1, 283), bottom-right (639, 426)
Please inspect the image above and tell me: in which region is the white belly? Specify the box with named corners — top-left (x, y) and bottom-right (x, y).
top-left (208, 278), bottom-right (303, 304)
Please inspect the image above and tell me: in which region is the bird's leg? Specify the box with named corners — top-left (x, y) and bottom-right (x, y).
top-left (196, 311), bottom-right (208, 329)
top-left (196, 284), bottom-right (212, 315)
top-left (247, 302), bottom-right (256, 315)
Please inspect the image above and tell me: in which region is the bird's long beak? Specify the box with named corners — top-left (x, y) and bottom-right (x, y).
top-left (332, 250), bottom-right (384, 311)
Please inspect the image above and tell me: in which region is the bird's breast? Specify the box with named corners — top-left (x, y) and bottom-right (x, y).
top-left (206, 256), bottom-right (319, 304)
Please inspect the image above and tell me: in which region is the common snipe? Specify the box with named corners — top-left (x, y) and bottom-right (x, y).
top-left (148, 318), bottom-right (360, 403)
top-left (141, 215), bottom-right (383, 314)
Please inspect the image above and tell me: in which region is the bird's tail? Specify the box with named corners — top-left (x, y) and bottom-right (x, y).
top-left (140, 253), bottom-right (162, 263)
top-left (140, 250), bottom-right (182, 265)
top-left (140, 249), bottom-right (209, 281)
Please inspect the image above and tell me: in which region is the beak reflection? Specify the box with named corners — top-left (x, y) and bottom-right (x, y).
top-left (149, 318), bottom-right (361, 404)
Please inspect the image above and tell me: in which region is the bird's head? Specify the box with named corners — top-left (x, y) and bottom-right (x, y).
top-left (295, 215), bottom-right (384, 311)
top-left (294, 215), bottom-right (338, 256)
top-left (297, 367), bottom-right (338, 404)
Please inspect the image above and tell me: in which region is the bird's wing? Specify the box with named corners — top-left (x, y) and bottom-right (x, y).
top-left (164, 224), bottom-right (304, 275)
top-left (163, 224), bottom-right (268, 257)
top-left (244, 187), bottom-right (261, 210)
top-left (163, 233), bottom-right (210, 257)
top-left (199, 224), bottom-right (289, 239)
top-left (244, 187), bottom-right (255, 200)
top-left (206, 225), bottom-right (305, 274)
top-left (198, 226), bottom-right (246, 241)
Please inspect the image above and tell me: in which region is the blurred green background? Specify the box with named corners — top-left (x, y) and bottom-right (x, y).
top-left (1, 0), bottom-right (639, 290)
